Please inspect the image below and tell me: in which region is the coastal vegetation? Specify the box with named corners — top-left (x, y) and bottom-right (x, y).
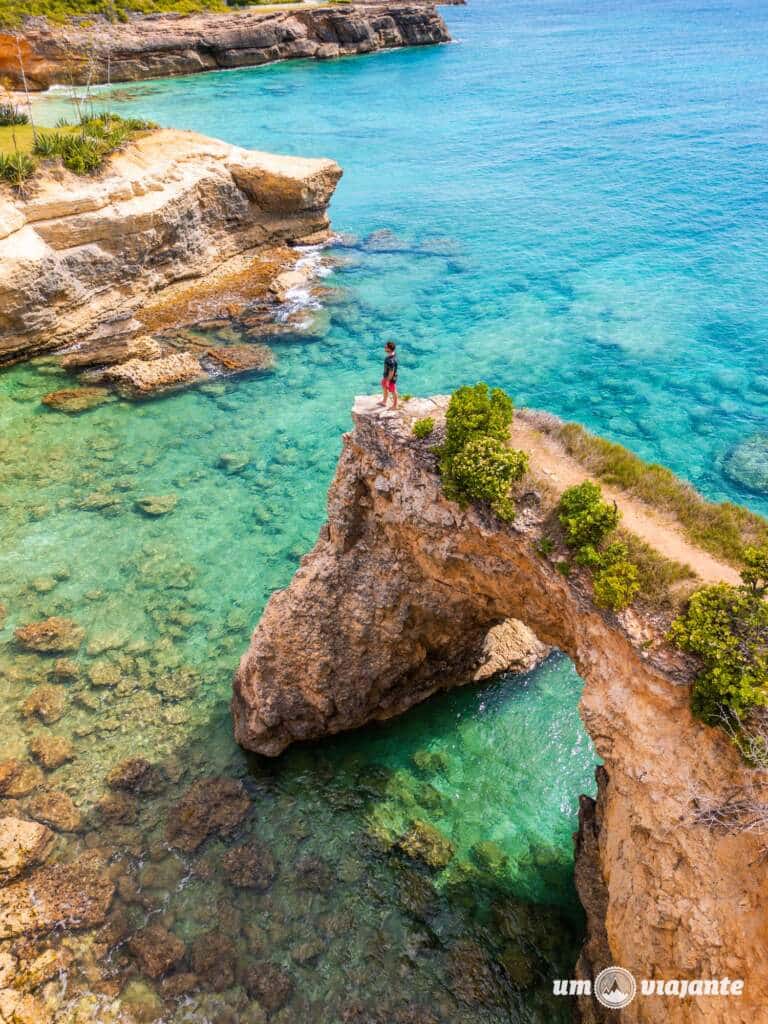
top-left (0, 110), bottom-right (155, 186)
top-left (0, 101), bottom-right (28, 125)
top-left (0, 0), bottom-right (269, 27)
top-left (555, 481), bottom-right (639, 611)
top-left (539, 418), bottom-right (768, 568)
top-left (669, 546), bottom-right (768, 762)
top-left (437, 383), bottom-right (528, 522)
top-left (412, 416), bottom-right (435, 440)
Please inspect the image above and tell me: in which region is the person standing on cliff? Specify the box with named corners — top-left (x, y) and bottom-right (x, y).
top-left (379, 341), bottom-right (398, 410)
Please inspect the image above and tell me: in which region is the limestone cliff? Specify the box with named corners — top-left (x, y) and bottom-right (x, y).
top-left (233, 395), bottom-right (768, 1023)
top-left (0, 4), bottom-right (450, 90)
top-left (0, 128), bottom-right (341, 364)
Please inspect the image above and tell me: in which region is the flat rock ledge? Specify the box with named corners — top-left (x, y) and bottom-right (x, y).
top-left (0, 129), bottom-right (342, 386)
top-left (232, 395), bottom-right (768, 1024)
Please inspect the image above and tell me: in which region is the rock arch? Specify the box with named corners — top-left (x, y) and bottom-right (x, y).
top-left (233, 396), bottom-right (768, 1023)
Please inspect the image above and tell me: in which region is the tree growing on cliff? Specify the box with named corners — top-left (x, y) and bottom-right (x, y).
top-left (437, 383), bottom-right (528, 522)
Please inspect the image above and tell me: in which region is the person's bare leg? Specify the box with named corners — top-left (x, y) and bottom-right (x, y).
top-left (378, 384), bottom-right (388, 407)
top-left (391, 386), bottom-right (398, 410)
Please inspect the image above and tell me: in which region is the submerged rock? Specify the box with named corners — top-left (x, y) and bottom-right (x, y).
top-left (398, 820), bottom-right (454, 870)
top-left (470, 840), bottom-right (509, 875)
top-left (0, 854), bottom-right (115, 939)
top-left (222, 841), bottom-right (277, 891)
top-left (107, 757), bottom-right (164, 795)
top-left (102, 353), bottom-right (207, 396)
top-left (204, 345), bottom-right (274, 374)
top-left (190, 930), bottom-right (236, 991)
top-left (41, 387), bottom-right (111, 414)
top-left (21, 684), bottom-right (66, 724)
top-left (723, 433), bottom-right (768, 493)
top-left (135, 494), bottom-right (178, 517)
top-left (0, 761), bottom-right (43, 798)
top-left (129, 923), bottom-right (186, 979)
top-left (97, 791), bottom-right (139, 824)
top-left (166, 776), bottom-right (250, 851)
top-left (27, 791), bottom-right (83, 833)
top-left (245, 961), bottom-right (293, 1013)
top-left (14, 617), bottom-right (85, 653)
top-left (0, 816), bottom-right (54, 882)
top-left (60, 335), bottom-right (163, 370)
top-left (294, 855), bottom-right (335, 893)
top-left (28, 733), bottom-right (74, 770)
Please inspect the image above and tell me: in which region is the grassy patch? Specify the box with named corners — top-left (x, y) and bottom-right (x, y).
top-left (0, 112), bottom-right (154, 188)
top-left (543, 419), bottom-right (768, 567)
top-left (0, 0), bottom-right (289, 25)
top-left (618, 530), bottom-right (696, 609)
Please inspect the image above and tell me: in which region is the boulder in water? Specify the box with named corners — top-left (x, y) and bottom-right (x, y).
top-left (129, 923), bottom-right (186, 978)
top-left (398, 819), bottom-right (454, 870)
top-left (190, 930), bottom-right (236, 991)
top-left (41, 387), bottom-right (111, 413)
top-left (0, 760), bottom-right (44, 798)
top-left (21, 685), bottom-right (66, 724)
top-left (14, 616), bottom-right (85, 653)
top-left (28, 733), bottom-right (74, 770)
top-left (135, 494), bottom-right (178, 517)
top-left (723, 433), bottom-right (768, 493)
top-left (245, 961), bottom-right (293, 1013)
top-left (107, 757), bottom-right (164, 795)
top-left (27, 791), bottom-right (83, 833)
top-left (0, 853), bottom-right (115, 939)
top-left (165, 776), bottom-right (250, 851)
top-left (222, 841), bottom-right (277, 891)
top-left (0, 816), bottom-right (54, 882)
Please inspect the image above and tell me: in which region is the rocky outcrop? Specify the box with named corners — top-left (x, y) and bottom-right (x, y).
top-left (0, 129), bottom-right (341, 367)
top-left (233, 395), bottom-right (768, 1023)
top-left (0, 4), bottom-right (450, 90)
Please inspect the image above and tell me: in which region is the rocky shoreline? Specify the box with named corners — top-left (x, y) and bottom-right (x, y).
top-left (0, 128), bottom-right (341, 400)
top-left (233, 396), bottom-right (768, 1023)
top-left (0, 3), bottom-right (451, 91)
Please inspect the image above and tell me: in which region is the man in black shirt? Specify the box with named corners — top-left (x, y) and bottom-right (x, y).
top-left (379, 341), bottom-right (398, 410)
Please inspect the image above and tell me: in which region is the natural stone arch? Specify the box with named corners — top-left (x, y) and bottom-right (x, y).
top-left (233, 396), bottom-right (768, 1023)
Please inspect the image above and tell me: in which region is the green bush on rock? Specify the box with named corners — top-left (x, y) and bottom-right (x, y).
top-left (448, 437), bottom-right (528, 522)
top-left (412, 417), bottom-right (434, 440)
top-left (556, 482), bottom-right (638, 611)
top-left (438, 383), bottom-right (527, 522)
top-left (669, 553), bottom-right (768, 727)
top-left (0, 102), bottom-right (28, 127)
top-left (557, 480), bottom-right (619, 549)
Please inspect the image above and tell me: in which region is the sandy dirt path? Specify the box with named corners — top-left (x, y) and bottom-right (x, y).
top-left (511, 420), bottom-right (741, 587)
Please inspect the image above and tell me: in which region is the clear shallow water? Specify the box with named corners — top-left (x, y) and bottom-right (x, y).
top-left (4, 0), bottom-right (768, 1018)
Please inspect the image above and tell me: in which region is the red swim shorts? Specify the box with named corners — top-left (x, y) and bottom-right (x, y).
top-left (381, 378), bottom-right (397, 393)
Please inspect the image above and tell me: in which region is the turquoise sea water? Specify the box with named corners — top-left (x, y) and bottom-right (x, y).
top-left (3, 0), bottom-right (768, 1019)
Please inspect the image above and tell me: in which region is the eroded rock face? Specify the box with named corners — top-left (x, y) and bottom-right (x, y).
top-left (232, 395), bottom-right (768, 1023)
top-left (0, 130), bottom-right (342, 364)
top-left (0, 5), bottom-right (450, 90)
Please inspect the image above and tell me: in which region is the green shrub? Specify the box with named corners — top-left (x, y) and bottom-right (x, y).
top-left (0, 103), bottom-right (28, 127)
top-left (412, 417), bottom-right (434, 440)
top-left (593, 559), bottom-right (640, 611)
top-left (447, 436), bottom-right (528, 522)
top-left (669, 582), bottom-right (768, 724)
top-left (32, 113), bottom-right (156, 176)
top-left (440, 382), bottom-right (514, 459)
top-left (557, 481), bottom-right (620, 549)
top-left (0, 151), bottom-right (36, 188)
top-left (437, 384), bottom-right (526, 521)
top-left (741, 545), bottom-right (768, 596)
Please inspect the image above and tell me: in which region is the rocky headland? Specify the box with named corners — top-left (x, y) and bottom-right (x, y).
top-left (233, 395), bottom-right (768, 1023)
top-left (0, 127), bottom-right (341, 396)
top-left (0, 3), bottom-right (451, 90)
